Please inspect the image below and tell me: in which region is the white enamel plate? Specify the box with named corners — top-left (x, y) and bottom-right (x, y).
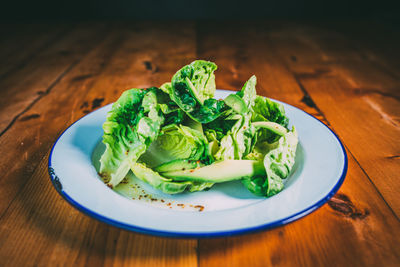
top-left (49, 90), bottom-right (347, 237)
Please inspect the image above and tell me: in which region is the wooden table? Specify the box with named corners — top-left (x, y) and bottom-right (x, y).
top-left (0, 20), bottom-right (399, 266)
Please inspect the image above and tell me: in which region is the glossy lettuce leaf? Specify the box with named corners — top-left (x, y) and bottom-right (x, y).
top-left (168, 60), bottom-right (227, 123)
top-left (252, 96), bottom-right (289, 143)
top-left (235, 75), bottom-right (257, 109)
top-left (153, 85), bottom-right (185, 125)
top-left (159, 82), bottom-right (171, 94)
top-left (242, 128), bottom-right (298, 197)
top-left (172, 60), bottom-right (217, 105)
top-left (188, 98), bottom-right (227, 123)
top-left (252, 96), bottom-right (289, 127)
top-left (99, 88), bottom-right (165, 188)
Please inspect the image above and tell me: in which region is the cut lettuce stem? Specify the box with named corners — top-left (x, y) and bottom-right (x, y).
top-left (252, 121), bottom-right (288, 136)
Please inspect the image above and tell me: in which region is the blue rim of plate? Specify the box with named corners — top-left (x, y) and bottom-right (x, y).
top-left (48, 101), bottom-right (348, 238)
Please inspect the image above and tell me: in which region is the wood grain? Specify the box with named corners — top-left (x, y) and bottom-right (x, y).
top-left (265, 23), bottom-right (400, 216)
top-left (0, 22), bottom-right (198, 266)
top-left (0, 20), bottom-right (399, 266)
top-left (0, 154), bottom-right (197, 267)
top-left (0, 22), bottom-right (109, 135)
top-left (196, 21), bottom-right (400, 267)
top-left (199, 153), bottom-right (400, 267)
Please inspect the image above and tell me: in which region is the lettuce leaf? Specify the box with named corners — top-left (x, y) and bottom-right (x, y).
top-left (99, 88), bottom-right (166, 188)
top-left (139, 124), bottom-right (211, 167)
top-left (251, 96), bottom-right (289, 143)
top-left (131, 162), bottom-right (213, 194)
top-left (172, 60), bottom-right (217, 105)
top-left (98, 61), bottom-right (298, 198)
top-left (252, 96), bottom-right (289, 127)
top-left (206, 76), bottom-right (258, 161)
top-left (212, 114), bottom-right (256, 161)
top-left (168, 60), bottom-right (227, 123)
top-left (235, 75), bottom-right (257, 109)
top-left (242, 128), bottom-right (298, 196)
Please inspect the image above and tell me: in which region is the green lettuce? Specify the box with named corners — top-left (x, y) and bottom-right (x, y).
top-left (99, 61), bottom-right (299, 198)
top-left (212, 114), bottom-right (256, 161)
top-left (235, 75), bottom-right (257, 109)
top-left (99, 88), bottom-right (171, 187)
top-left (131, 162), bottom-right (213, 194)
top-left (172, 60), bottom-right (217, 105)
top-left (252, 96), bottom-right (289, 127)
top-left (139, 124), bottom-right (211, 167)
top-left (251, 96), bottom-right (289, 143)
top-left (168, 60), bottom-right (227, 123)
top-left (205, 76), bottom-right (258, 161)
top-left (242, 128), bottom-right (298, 196)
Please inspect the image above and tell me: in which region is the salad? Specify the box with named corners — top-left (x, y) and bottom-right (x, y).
top-left (99, 60), bottom-right (298, 197)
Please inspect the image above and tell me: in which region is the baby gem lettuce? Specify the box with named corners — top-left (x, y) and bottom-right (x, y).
top-left (99, 60), bottom-right (298, 197)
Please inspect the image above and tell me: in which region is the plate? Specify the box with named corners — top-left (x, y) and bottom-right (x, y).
top-left (48, 90), bottom-right (347, 237)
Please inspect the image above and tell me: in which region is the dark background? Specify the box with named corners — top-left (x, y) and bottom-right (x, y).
top-left (1, 0), bottom-right (399, 21)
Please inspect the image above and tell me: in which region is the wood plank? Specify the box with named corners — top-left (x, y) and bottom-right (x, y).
top-left (267, 22), bottom-right (400, 215)
top-left (199, 153), bottom-right (400, 267)
top-left (200, 158), bottom-right (400, 267)
top-left (0, 21), bottom-right (198, 266)
top-left (1, 20), bottom-right (399, 266)
top-left (0, 22), bottom-right (107, 135)
top-left (196, 21), bottom-right (400, 266)
top-left (0, 155), bottom-right (197, 267)
top-left (265, 20), bottom-right (400, 80)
